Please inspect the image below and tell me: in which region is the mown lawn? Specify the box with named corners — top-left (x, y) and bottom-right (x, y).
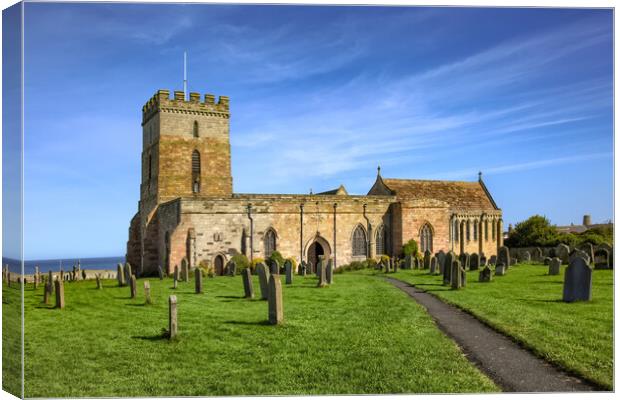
top-left (389, 263), bottom-right (613, 389)
top-left (21, 272), bottom-right (498, 397)
top-left (2, 283), bottom-right (22, 398)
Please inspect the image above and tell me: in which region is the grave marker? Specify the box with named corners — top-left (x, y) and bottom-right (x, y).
top-left (55, 280), bottom-right (65, 309)
top-left (169, 295), bottom-right (177, 339)
top-left (242, 268), bottom-right (254, 298)
top-left (268, 275), bottom-right (283, 325)
top-left (563, 257), bottom-right (592, 302)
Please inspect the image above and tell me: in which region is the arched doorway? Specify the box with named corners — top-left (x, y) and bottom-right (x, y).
top-left (308, 242), bottom-right (324, 272)
top-left (214, 255), bottom-right (225, 276)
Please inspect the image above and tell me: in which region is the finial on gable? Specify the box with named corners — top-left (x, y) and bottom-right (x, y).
top-left (377, 165), bottom-right (381, 177)
top-left (478, 171), bottom-right (482, 182)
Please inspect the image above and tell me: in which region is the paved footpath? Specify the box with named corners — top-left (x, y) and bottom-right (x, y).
top-left (386, 277), bottom-right (602, 392)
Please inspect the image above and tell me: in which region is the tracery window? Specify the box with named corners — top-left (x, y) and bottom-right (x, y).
top-left (264, 229), bottom-right (276, 258)
top-left (420, 223), bottom-right (433, 253)
top-left (352, 225), bottom-right (367, 257)
top-left (453, 219), bottom-right (459, 242)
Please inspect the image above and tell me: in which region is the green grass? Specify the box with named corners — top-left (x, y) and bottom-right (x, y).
top-left (21, 273), bottom-right (498, 397)
top-left (2, 283), bottom-right (22, 398)
top-left (389, 264), bottom-right (613, 389)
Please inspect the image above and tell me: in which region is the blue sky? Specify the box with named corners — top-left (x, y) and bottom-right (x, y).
top-left (16, 3), bottom-right (613, 260)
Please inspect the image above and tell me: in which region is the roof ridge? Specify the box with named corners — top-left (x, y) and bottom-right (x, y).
top-left (383, 177), bottom-right (477, 184)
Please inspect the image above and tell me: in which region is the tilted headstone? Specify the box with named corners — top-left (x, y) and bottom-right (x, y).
top-left (242, 268), bottom-right (254, 298)
top-left (169, 295), bottom-right (178, 339)
top-left (268, 274), bottom-right (283, 325)
top-left (55, 280), bottom-right (65, 309)
top-left (443, 252), bottom-right (456, 285)
top-left (498, 246), bottom-right (511, 268)
top-left (326, 259), bottom-right (333, 284)
top-left (129, 275), bottom-right (137, 298)
top-left (563, 256), bottom-right (592, 302)
top-left (144, 280), bottom-right (152, 304)
top-left (430, 257), bottom-right (438, 275)
top-left (594, 249), bottom-right (610, 269)
top-left (157, 265), bottom-right (164, 280)
top-left (117, 264), bottom-right (125, 287)
top-left (284, 260), bottom-right (293, 285)
top-left (555, 244), bottom-right (570, 264)
top-left (450, 260), bottom-right (463, 289)
top-left (195, 269), bottom-right (203, 294)
top-left (423, 250), bottom-right (431, 269)
top-left (479, 266), bottom-right (492, 282)
top-left (257, 263), bottom-right (270, 300)
top-left (548, 257), bottom-right (561, 275)
top-left (124, 263), bottom-right (132, 284)
top-left (470, 253), bottom-right (480, 270)
top-left (495, 263), bottom-right (506, 276)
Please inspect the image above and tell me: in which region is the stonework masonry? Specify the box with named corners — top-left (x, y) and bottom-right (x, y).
top-left (127, 89), bottom-right (503, 275)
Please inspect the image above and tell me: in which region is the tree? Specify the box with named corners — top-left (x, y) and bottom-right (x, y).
top-left (402, 239), bottom-right (418, 257)
top-left (504, 215), bottom-right (560, 247)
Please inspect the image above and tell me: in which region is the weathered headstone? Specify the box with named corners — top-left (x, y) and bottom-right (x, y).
top-left (181, 259), bottom-right (189, 282)
top-left (479, 266), bottom-right (492, 282)
top-left (144, 280), bottom-right (152, 304)
top-left (470, 253), bottom-right (480, 270)
top-left (436, 251), bottom-right (446, 273)
top-left (532, 247), bottom-right (543, 262)
top-left (543, 257), bottom-right (552, 266)
top-left (195, 269), bottom-right (203, 294)
top-left (521, 251), bottom-right (531, 263)
top-left (257, 263), bottom-right (270, 300)
top-left (430, 257), bottom-right (438, 275)
top-left (268, 274), bottom-right (283, 325)
top-left (157, 265), bottom-right (164, 280)
top-left (96, 274), bottom-right (102, 290)
top-left (269, 259), bottom-right (280, 275)
top-left (480, 255), bottom-right (487, 266)
top-left (393, 258), bottom-right (399, 273)
top-left (459, 253), bottom-right (470, 270)
top-left (510, 257), bottom-right (518, 266)
top-left (548, 257), bottom-right (561, 275)
top-left (489, 255), bottom-right (497, 265)
top-left (569, 249), bottom-right (590, 265)
top-left (242, 268), bottom-right (254, 298)
top-left (383, 258), bottom-right (390, 273)
top-left (299, 261), bottom-right (307, 276)
top-left (597, 243), bottom-right (613, 268)
top-left (43, 282), bottom-right (52, 304)
top-left (55, 280), bottom-right (65, 309)
top-left (326, 259), bottom-right (333, 284)
top-left (404, 255), bottom-right (413, 270)
top-left (555, 244), bottom-right (570, 264)
top-left (578, 243), bottom-right (595, 266)
top-left (563, 256), bottom-right (592, 302)
top-left (498, 246), bottom-right (510, 268)
top-left (284, 260), bottom-right (293, 285)
top-left (124, 262), bottom-right (132, 284)
top-left (450, 260), bottom-right (463, 289)
top-left (594, 249), bottom-right (610, 269)
top-left (81, 269), bottom-right (87, 280)
top-left (117, 263), bottom-right (125, 286)
top-left (317, 256), bottom-right (327, 287)
top-left (173, 265), bottom-right (179, 289)
top-left (423, 250), bottom-right (431, 269)
top-left (169, 295), bottom-right (177, 339)
top-left (495, 263), bottom-right (506, 276)
top-left (227, 261), bottom-right (237, 276)
top-left (443, 251), bottom-right (456, 285)
top-left (129, 275), bottom-right (137, 298)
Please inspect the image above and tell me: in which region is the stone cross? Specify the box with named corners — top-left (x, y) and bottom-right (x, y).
top-left (563, 256), bottom-right (592, 302)
top-left (257, 263), bottom-right (270, 300)
top-left (169, 295), bottom-right (178, 339)
top-left (55, 280), bottom-right (65, 309)
top-left (549, 257), bottom-right (561, 276)
top-left (479, 266), bottom-right (492, 282)
top-left (242, 268), bottom-right (254, 298)
top-left (326, 258), bottom-right (333, 284)
top-left (268, 274), bottom-right (283, 325)
top-left (130, 275), bottom-right (137, 298)
top-left (284, 260), bottom-right (293, 285)
top-left (144, 280), bottom-right (152, 304)
top-left (195, 269), bottom-right (203, 294)
top-left (495, 263), bottom-right (506, 276)
top-left (450, 260), bottom-right (463, 289)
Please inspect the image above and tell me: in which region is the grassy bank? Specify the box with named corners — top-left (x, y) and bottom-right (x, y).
top-left (21, 272), bottom-right (498, 397)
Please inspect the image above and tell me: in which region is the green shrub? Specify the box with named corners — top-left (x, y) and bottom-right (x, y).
top-left (335, 259), bottom-right (378, 274)
top-left (268, 251), bottom-right (285, 268)
top-left (402, 239), bottom-right (418, 257)
top-left (231, 254), bottom-right (250, 272)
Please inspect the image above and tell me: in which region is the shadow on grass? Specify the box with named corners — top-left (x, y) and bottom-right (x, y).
top-left (216, 295), bottom-right (244, 299)
top-left (517, 298), bottom-right (565, 303)
top-left (132, 333), bottom-right (168, 342)
top-left (224, 320), bottom-right (272, 326)
top-left (34, 305), bottom-right (56, 309)
top-left (125, 303), bottom-right (146, 307)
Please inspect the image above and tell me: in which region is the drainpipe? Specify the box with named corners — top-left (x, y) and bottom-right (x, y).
top-left (247, 204), bottom-right (254, 262)
top-left (363, 204), bottom-right (372, 259)
top-left (300, 203), bottom-right (304, 263)
top-left (333, 203), bottom-right (337, 269)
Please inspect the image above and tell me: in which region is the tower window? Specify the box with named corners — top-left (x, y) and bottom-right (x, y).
top-left (193, 121), bottom-right (199, 138)
top-left (352, 225), bottom-right (367, 257)
top-left (192, 150), bottom-right (201, 193)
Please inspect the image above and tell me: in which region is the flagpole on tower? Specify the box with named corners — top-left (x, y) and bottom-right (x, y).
top-left (183, 51), bottom-right (188, 100)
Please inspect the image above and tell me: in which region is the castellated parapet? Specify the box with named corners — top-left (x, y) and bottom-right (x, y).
top-left (142, 89), bottom-right (230, 125)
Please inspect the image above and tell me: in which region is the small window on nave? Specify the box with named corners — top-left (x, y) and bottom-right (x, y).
top-left (264, 229), bottom-right (276, 258)
top-left (420, 223), bottom-right (433, 253)
top-left (352, 225), bottom-right (367, 257)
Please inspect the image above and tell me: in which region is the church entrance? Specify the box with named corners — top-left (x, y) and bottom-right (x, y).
top-left (308, 241), bottom-right (324, 272)
top-left (214, 255), bottom-right (225, 276)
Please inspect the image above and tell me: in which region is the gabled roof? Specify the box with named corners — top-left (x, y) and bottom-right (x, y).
top-left (316, 185), bottom-right (349, 196)
top-left (368, 175), bottom-right (499, 211)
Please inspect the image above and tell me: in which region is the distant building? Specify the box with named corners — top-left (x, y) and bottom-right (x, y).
top-left (556, 214), bottom-right (613, 234)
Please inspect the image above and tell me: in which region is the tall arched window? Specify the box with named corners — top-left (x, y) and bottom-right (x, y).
top-left (492, 220), bottom-right (496, 240)
top-left (352, 225), bottom-right (367, 257)
top-left (473, 221), bottom-right (478, 241)
top-left (420, 223), bottom-right (433, 253)
top-left (376, 225), bottom-right (388, 255)
top-left (193, 121), bottom-right (199, 138)
top-left (485, 220), bottom-right (489, 241)
top-left (453, 219), bottom-right (459, 242)
top-left (264, 229), bottom-right (276, 258)
top-left (466, 220), bottom-right (471, 241)
top-left (192, 150), bottom-right (201, 193)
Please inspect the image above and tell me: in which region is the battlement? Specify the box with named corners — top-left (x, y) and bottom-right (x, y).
top-left (142, 89), bottom-right (230, 124)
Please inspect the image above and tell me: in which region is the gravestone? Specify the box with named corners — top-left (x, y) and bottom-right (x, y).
top-left (227, 261), bottom-right (237, 276)
top-left (495, 263), bottom-right (506, 276)
top-left (173, 265), bottom-right (179, 289)
top-left (195, 269), bottom-right (203, 294)
top-left (383, 259), bottom-right (390, 273)
top-left (470, 253), bottom-right (480, 270)
top-left (144, 281), bottom-right (152, 304)
top-left (578, 243), bottom-right (595, 266)
top-left (479, 266), bottom-right (492, 282)
top-left (569, 249), bottom-right (590, 265)
top-left (393, 258), bottom-right (399, 273)
top-left (268, 275), bottom-right (283, 325)
top-left (510, 257), bottom-right (518, 266)
top-left (242, 268), bottom-right (254, 298)
top-left (269, 259), bottom-right (280, 275)
top-left (307, 261), bottom-right (314, 275)
top-left (124, 263), bottom-right (132, 284)
top-left (317, 257), bottom-right (327, 287)
top-left (284, 260), bottom-right (293, 285)
top-left (257, 263), bottom-right (270, 300)
top-left (414, 257), bottom-right (420, 270)
top-left (521, 251), bottom-right (531, 263)
top-left (405, 255), bottom-right (413, 270)
top-left (461, 266), bottom-right (467, 287)
top-left (423, 250), bottom-right (431, 269)
top-left (532, 247), bottom-right (543, 262)
top-left (594, 249), bottom-right (610, 269)
top-left (430, 257), bottom-right (438, 275)
top-left (117, 264), bottom-right (125, 287)
top-left (43, 282), bottom-right (52, 304)
top-left (169, 295), bottom-right (178, 339)
top-left (130, 275), bottom-right (137, 298)
top-left (436, 251), bottom-right (446, 273)
top-left (548, 257), bottom-right (561, 275)
top-left (459, 253), bottom-right (470, 270)
top-left (450, 260), bottom-right (463, 289)
top-left (55, 280), bottom-right (65, 309)
top-left (498, 246), bottom-right (510, 268)
top-left (543, 257), bottom-right (552, 266)
top-left (563, 256), bottom-right (592, 302)
top-left (443, 251), bottom-right (456, 285)
top-left (48, 270), bottom-right (53, 286)
top-left (326, 259), bottom-right (333, 284)
top-left (96, 274), bottom-right (102, 290)
top-left (157, 265), bottom-right (164, 280)
top-left (181, 259), bottom-right (189, 282)
top-left (489, 255), bottom-right (497, 265)
top-left (480, 255), bottom-right (487, 266)
top-left (597, 243), bottom-right (613, 268)
top-left (555, 244), bottom-right (570, 264)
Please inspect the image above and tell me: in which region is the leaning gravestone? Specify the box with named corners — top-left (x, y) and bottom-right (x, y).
top-left (555, 244), bottom-right (570, 264)
top-left (479, 266), bottom-right (492, 282)
top-left (284, 260), bottom-right (293, 285)
top-left (168, 295), bottom-right (177, 339)
top-left (470, 253), bottom-right (480, 270)
top-left (144, 281), bottom-right (152, 304)
top-left (594, 249), bottom-right (610, 269)
top-left (242, 268), bottom-right (254, 298)
top-left (423, 250), bottom-right (431, 269)
top-left (430, 257), bottom-right (438, 275)
top-left (129, 275), bottom-right (137, 298)
top-left (124, 263), bottom-right (132, 284)
top-left (326, 259), bottom-right (334, 284)
top-left (157, 265), bottom-right (164, 280)
top-left (117, 264), bottom-right (125, 287)
top-left (195, 269), bottom-right (203, 294)
top-left (450, 260), bottom-right (463, 289)
top-left (548, 257), bottom-right (561, 276)
top-left (257, 263), bottom-right (270, 300)
top-left (498, 246), bottom-right (510, 268)
top-left (444, 251), bottom-right (456, 285)
top-left (268, 275), bottom-right (283, 325)
top-left (563, 256), bottom-right (592, 302)
top-left (55, 280), bottom-right (65, 309)
top-left (495, 263), bottom-right (506, 276)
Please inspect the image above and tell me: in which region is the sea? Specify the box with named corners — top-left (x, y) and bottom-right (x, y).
top-left (2, 256), bottom-right (125, 275)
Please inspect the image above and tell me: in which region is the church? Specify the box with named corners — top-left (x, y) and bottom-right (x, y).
top-left (126, 89), bottom-right (504, 275)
